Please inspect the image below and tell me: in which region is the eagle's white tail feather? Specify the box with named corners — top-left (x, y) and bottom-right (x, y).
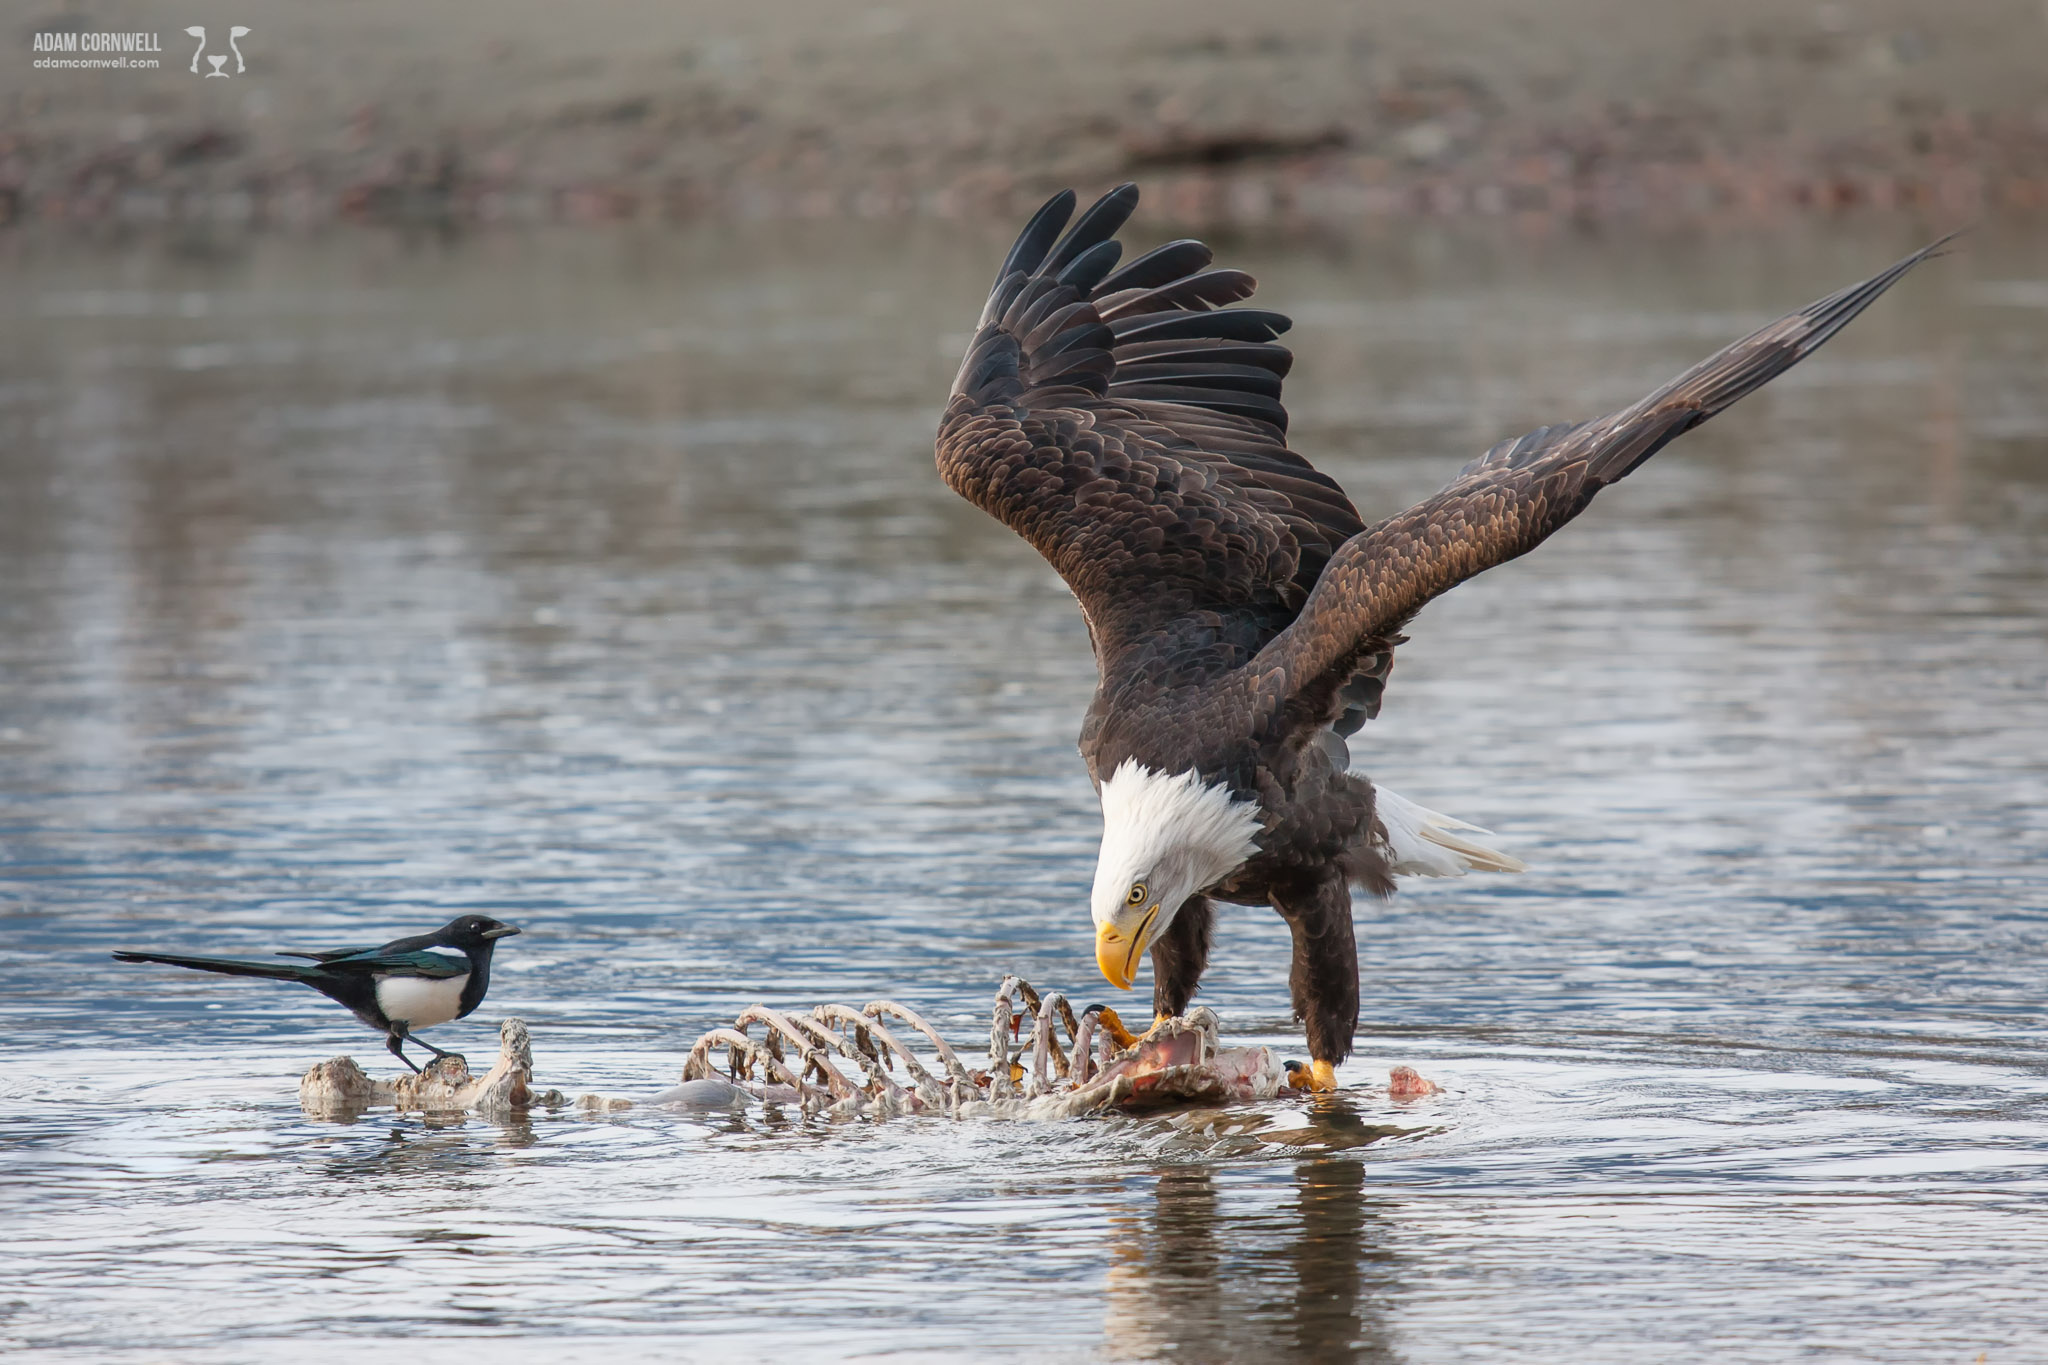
top-left (1373, 787), bottom-right (1526, 877)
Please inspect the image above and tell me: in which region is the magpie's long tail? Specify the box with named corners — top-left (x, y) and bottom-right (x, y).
top-left (112, 950), bottom-right (317, 981)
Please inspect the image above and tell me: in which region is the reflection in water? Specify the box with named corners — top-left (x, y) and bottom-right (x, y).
top-left (1107, 1149), bottom-right (1394, 1363)
top-left (306, 1106), bottom-right (544, 1154)
top-left (308, 1115), bottom-right (540, 1182)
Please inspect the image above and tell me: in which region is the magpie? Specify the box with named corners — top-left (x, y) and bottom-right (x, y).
top-left (113, 914), bottom-right (521, 1071)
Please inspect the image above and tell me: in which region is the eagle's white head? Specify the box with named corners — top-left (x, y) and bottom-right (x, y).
top-left (1090, 760), bottom-right (1263, 990)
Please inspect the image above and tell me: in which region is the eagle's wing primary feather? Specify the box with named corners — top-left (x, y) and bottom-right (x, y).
top-left (1252, 235), bottom-right (1954, 728)
top-left (938, 185), bottom-right (1366, 699)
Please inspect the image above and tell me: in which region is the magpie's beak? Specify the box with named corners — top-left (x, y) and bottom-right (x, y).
top-left (1094, 905), bottom-right (1158, 991)
top-left (482, 924), bottom-right (522, 940)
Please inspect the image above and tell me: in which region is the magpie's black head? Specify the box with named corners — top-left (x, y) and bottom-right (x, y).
top-left (438, 914), bottom-right (522, 947)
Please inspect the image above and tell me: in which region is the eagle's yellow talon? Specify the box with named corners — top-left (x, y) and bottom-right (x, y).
top-left (1286, 1060), bottom-right (1339, 1093)
top-left (1098, 1009), bottom-right (1180, 1053)
top-left (1095, 1006), bottom-right (1141, 1051)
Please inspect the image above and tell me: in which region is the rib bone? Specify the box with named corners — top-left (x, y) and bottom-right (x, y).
top-left (862, 999), bottom-right (976, 1087)
top-left (814, 1003), bottom-right (948, 1108)
top-left (734, 1005), bottom-right (858, 1103)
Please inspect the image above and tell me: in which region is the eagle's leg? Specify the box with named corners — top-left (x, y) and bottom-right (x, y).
top-left (1274, 874), bottom-right (1358, 1092)
top-left (1149, 894), bottom-right (1214, 1027)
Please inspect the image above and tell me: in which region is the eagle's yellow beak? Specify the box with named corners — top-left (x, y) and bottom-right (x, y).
top-left (1094, 905), bottom-right (1158, 990)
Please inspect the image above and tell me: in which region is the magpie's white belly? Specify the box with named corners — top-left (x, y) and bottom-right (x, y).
top-left (375, 973), bottom-right (469, 1029)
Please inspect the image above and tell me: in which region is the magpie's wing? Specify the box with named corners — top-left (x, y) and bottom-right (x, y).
top-left (276, 946), bottom-right (375, 962)
top-left (314, 948), bottom-right (470, 978)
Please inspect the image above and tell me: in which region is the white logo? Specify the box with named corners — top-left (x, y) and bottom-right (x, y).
top-left (29, 30), bottom-right (163, 70)
top-left (183, 25), bottom-right (249, 77)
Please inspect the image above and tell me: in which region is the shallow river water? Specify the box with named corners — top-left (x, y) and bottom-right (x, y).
top-left (2, 216), bottom-right (2045, 1362)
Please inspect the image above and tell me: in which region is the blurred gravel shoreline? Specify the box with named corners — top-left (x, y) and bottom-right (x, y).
top-left (5, 0), bottom-right (2046, 228)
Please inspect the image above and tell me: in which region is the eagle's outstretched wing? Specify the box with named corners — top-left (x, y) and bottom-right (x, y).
top-left (1251, 236), bottom-right (1953, 731)
top-left (937, 184), bottom-right (1368, 708)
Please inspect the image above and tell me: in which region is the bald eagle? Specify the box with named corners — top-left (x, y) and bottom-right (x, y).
top-left (937, 183), bottom-right (1943, 1090)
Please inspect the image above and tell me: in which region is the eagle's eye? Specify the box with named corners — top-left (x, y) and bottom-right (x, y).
top-left (1126, 883), bottom-right (1147, 907)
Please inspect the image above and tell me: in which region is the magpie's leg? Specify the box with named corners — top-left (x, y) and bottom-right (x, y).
top-left (386, 1029), bottom-right (423, 1073)
top-left (396, 1025), bottom-right (457, 1063)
